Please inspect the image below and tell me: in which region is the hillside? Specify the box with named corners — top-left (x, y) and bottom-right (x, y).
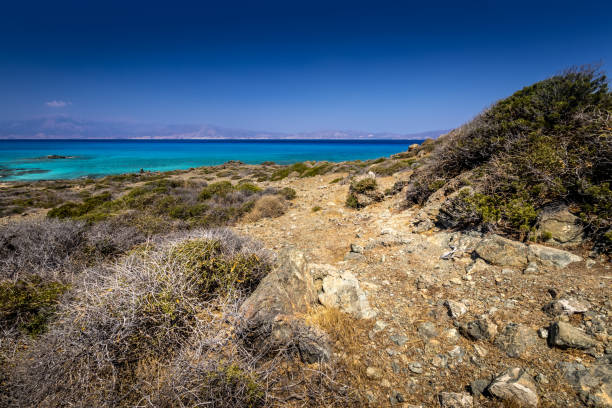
top-left (0, 69), bottom-right (611, 407)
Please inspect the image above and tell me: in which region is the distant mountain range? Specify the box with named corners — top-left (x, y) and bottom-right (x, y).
top-left (0, 116), bottom-right (448, 140)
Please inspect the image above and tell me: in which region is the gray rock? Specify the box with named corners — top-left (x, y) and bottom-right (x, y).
top-left (470, 379), bottom-right (491, 397)
top-left (548, 321), bottom-right (598, 350)
top-left (318, 270), bottom-right (376, 319)
top-left (487, 367), bottom-right (539, 407)
top-left (444, 299), bottom-right (468, 319)
top-left (543, 297), bottom-right (590, 316)
top-left (495, 323), bottom-right (538, 358)
top-left (390, 391), bottom-right (406, 404)
top-left (559, 356), bottom-right (612, 408)
top-left (390, 334), bottom-right (409, 346)
top-left (528, 244), bottom-right (582, 269)
top-left (523, 261), bottom-right (539, 274)
top-left (537, 203), bottom-right (584, 245)
top-left (438, 392), bottom-right (473, 407)
top-left (240, 249), bottom-right (331, 363)
top-left (344, 251), bottom-right (366, 262)
top-left (432, 353), bottom-right (449, 368)
top-left (474, 234), bottom-right (528, 268)
top-left (418, 322), bottom-right (439, 339)
top-left (408, 361), bottom-right (423, 374)
top-left (465, 258), bottom-right (489, 274)
top-left (350, 243), bottom-right (364, 253)
top-left (459, 316), bottom-right (498, 341)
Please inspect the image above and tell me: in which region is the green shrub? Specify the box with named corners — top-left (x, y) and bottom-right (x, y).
top-left (269, 162), bottom-right (309, 180)
top-left (371, 160), bottom-right (410, 176)
top-left (300, 163), bottom-right (333, 178)
top-left (350, 178), bottom-right (377, 193)
top-left (278, 187), bottom-right (297, 200)
top-left (47, 192), bottom-right (113, 220)
top-left (0, 277), bottom-right (69, 336)
top-left (170, 239), bottom-right (270, 296)
top-left (345, 193), bottom-right (359, 209)
top-left (312, 206), bottom-right (322, 212)
top-left (199, 181), bottom-right (235, 200)
top-left (236, 183), bottom-right (262, 194)
top-left (407, 66), bottom-right (612, 245)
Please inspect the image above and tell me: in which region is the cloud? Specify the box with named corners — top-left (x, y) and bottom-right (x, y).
top-left (45, 100), bottom-right (71, 108)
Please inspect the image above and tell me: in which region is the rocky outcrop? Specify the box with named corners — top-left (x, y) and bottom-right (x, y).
top-left (459, 315), bottom-right (498, 341)
top-left (474, 234), bottom-right (528, 268)
top-left (438, 391), bottom-right (473, 407)
top-left (444, 299), bottom-right (467, 319)
top-left (474, 234), bottom-right (582, 270)
top-left (537, 204), bottom-right (585, 245)
top-left (559, 356), bottom-right (612, 408)
top-left (316, 266), bottom-right (377, 319)
top-left (543, 297), bottom-right (590, 316)
top-left (527, 244), bottom-right (582, 269)
top-left (495, 323), bottom-right (538, 358)
top-left (240, 248), bottom-right (331, 362)
top-left (548, 321), bottom-right (598, 350)
top-left (487, 367), bottom-right (539, 407)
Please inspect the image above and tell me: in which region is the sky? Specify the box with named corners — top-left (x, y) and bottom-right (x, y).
top-left (1, 0), bottom-right (611, 134)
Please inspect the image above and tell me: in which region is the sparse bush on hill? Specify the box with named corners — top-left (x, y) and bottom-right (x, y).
top-left (0, 218), bottom-right (86, 281)
top-left (4, 229), bottom-right (273, 407)
top-left (243, 195), bottom-right (287, 222)
top-left (345, 177), bottom-right (383, 209)
top-left (405, 66), bottom-right (612, 245)
top-left (45, 177), bottom-right (284, 233)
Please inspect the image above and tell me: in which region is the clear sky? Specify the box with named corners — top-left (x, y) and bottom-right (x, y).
top-left (1, 0), bottom-right (611, 133)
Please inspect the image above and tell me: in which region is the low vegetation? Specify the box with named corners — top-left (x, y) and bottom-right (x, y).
top-left (405, 66), bottom-right (611, 247)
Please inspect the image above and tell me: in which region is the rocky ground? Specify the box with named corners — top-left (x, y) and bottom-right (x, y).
top-left (233, 171), bottom-right (611, 407)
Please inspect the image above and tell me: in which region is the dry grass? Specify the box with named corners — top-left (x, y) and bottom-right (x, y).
top-left (305, 307), bottom-right (372, 403)
top-left (243, 195), bottom-right (287, 222)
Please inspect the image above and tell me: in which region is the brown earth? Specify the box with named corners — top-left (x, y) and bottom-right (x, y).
top-left (233, 171), bottom-right (611, 407)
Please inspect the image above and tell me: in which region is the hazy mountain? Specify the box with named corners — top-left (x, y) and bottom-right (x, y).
top-left (0, 116), bottom-right (448, 140)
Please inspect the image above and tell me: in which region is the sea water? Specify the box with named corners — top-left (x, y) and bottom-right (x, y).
top-left (0, 139), bottom-right (422, 181)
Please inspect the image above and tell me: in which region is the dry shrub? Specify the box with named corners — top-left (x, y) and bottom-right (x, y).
top-left (243, 195), bottom-right (287, 222)
top-left (305, 307), bottom-right (371, 400)
top-left (4, 229), bottom-right (273, 407)
top-left (0, 218), bottom-right (86, 281)
top-left (2, 229), bottom-right (362, 407)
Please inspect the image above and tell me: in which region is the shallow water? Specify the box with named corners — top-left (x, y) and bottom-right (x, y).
top-left (0, 139), bottom-right (421, 181)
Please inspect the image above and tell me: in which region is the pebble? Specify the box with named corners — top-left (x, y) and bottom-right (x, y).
top-left (390, 334), bottom-right (408, 346)
top-left (408, 361), bottom-right (423, 374)
top-left (366, 366), bottom-right (382, 380)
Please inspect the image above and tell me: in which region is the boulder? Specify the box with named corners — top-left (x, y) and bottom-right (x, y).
top-left (543, 297), bottom-right (590, 316)
top-left (474, 235), bottom-right (528, 268)
top-left (438, 392), bottom-right (473, 407)
top-left (444, 300), bottom-right (468, 319)
top-left (240, 248), bottom-right (330, 362)
top-left (487, 367), bottom-right (539, 407)
top-left (494, 323), bottom-right (538, 358)
top-left (459, 316), bottom-right (498, 341)
top-left (318, 270), bottom-right (377, 319)
top-left (538, 204), bottom-right (584, 245)
top-left (548, 321), bottom-right (598, 350)
top-left (528, 244), bottom-right (582, 269)
top-left (559, 355), bottom-right (612, 408)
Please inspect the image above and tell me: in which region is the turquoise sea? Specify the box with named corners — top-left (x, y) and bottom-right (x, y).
top-left (0, 139), bottom-right (422, 181)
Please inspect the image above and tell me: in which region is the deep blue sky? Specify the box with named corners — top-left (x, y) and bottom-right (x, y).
top-left (1, 0), bottom-right (611, 133)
